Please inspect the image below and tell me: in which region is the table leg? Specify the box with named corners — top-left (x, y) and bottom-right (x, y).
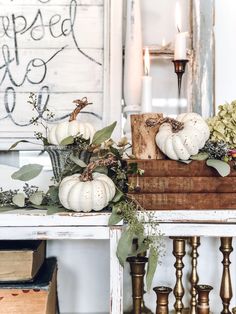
top-left (110, 226), bottom-right (123, 314)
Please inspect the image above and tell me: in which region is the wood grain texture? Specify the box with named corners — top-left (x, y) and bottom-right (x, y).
top-left (129, 193), bottom-right (236, 210)
top-left (131, 113), bottom-right (164, 159)
top-left (128, 176), bottom-right (236, 193)
top-left (127, 160), bottom-right (236, 177)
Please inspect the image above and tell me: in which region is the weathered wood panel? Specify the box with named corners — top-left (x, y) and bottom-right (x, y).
top-left (128, 176), bottom-right (236, 193)
top-left (0, 5), bottom-right (104, 49)
top-left (131, 193), bottom-right (236, 210)
top-left (0, 0), bottom-right (108, 148)
top-left (127, 160), bottom-right (236, 177)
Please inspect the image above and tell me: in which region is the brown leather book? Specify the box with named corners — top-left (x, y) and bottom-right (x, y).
top-left (0, 240), bottom-right (45, 282)
top-left (0, 257), bottom-right (57, 314)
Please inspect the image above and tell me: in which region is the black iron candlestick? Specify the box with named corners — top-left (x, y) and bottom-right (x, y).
top-left (172, 59), bottom-right (189, 98)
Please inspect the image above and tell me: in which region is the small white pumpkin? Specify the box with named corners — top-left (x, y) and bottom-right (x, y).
top-left (48, 98), bottom-right (95, 145)
top-left (59, 172), bottom-right (116, 212)
top-left (155, 113), bottom-right (210, 160)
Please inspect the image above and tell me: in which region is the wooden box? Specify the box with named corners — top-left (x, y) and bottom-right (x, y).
top-left (128, 160), bottom-right (236, 210)
top-left (0, 241), bottom-right (45, 282)
top-left (0, 257), bottom-right (57, 314)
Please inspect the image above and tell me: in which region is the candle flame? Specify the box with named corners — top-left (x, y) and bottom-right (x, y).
top-left (144, 48), bottom-right (150, 76)
top-left (175, 1), bottom-right (181, 33)
top-left (162, 38), bottom-right (166, 47)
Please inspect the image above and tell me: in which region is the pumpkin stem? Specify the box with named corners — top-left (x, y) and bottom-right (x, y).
top-left (80, 154), bottom-right (117, 182)
top-left (69, 97), bottom-right (93, 122)
top-left (146, 117), bottom-right (184, 133)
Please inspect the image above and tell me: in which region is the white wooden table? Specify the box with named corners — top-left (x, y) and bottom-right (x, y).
top-left (0, 210), bottom-right (123, 314)
top-left (1, 209), bottom-right (236, 314)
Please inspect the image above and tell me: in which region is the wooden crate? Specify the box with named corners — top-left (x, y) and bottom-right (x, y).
top-left (127, 160), bottom-right (236, 210)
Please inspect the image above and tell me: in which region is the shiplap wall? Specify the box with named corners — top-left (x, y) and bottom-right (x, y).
top-left (0, 0), bottom-right (104, 144)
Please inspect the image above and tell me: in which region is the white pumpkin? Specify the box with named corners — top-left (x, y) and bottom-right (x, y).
top-left (59, 172), bottom-right (116, 212)
top-left (48, 120), bottom-right (95, 145)
top-left (156, 113), bottom-right (210, 160)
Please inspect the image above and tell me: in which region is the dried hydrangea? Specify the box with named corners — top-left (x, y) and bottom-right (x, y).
top-left (207, 100), bottom-right (236, 148)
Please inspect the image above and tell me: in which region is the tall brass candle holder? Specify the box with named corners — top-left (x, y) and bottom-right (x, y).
top-left (220, 237), bottom-right (233, 314)
top-left (190, 237), bottom-right (201, 314)
top-left (170, 237), bottom-right (187, 314)
top-left (196, 284), bottom-right (213, 314)
top-left (127, 256), bottom-right (149, 314)
top-left (172, 59), bottom-right (188, 98)
top-left (153, 286), bottom-right (172, 314)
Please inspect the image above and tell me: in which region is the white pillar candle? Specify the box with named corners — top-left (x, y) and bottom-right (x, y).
top-left (141, 48), bottom-right (152, 113)
top-left (123, 0), bottom-right (143, 111)
top-left (174, 1), bottom-right (187, 60)
top-left (174, 32), bottom-right (187, 60)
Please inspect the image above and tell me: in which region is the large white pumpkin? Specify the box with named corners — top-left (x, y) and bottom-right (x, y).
top-left (59, 172), bottom-right (116, 212)
top-left (48, 120), bottom-right (95, 145)
top-left (156, 113), bottom-right (210, 160)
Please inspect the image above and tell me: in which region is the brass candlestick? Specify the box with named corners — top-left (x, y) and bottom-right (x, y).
top-left (153, 286), bottom-right (172, 314)
top-left (127, 256), bottom-right (149, 314)
top-left (190, 237), bottom-right (201, 314)
top-left (196, 285), bottom-right (213, 314)
top-left (172, 59), bottom-right (189, 98)
top-left (129, 240), bottom-right (153, 314)
top-left (220, 237), bottom-right (233, 314)
top-left (171, 237), bottom-right (186, 314)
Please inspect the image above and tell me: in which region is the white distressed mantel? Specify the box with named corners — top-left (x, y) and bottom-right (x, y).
top-left (1, 209), bottom-right (236, 313)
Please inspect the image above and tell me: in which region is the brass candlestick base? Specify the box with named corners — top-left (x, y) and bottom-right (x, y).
top-left (172, 59), bottom-right (189, 98)
top-left (153, 286), bottom-right (172, 314)
top-left (220, 237), bottom-right (233, 314)
top-left (127, 256), bottom-right (149, 314)
top-left (190, 236), bottom-right (201, 314)
top-left (171, 237), bottom-right (187, 314)
top-left (196, 285), bottom-right (213, 314)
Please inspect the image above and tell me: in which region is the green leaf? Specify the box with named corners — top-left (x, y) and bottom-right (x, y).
top-left (11, 164), bottom-right (43, 181)
top-left (112, 189), bottom-right (124, 203)
top-left (108, 203), bottom-right (123, 226)
top-left (29, 191), bottom-right (44, 206)
top-left (116, 228), bottom-right (134, 267)
top-left (12, 193), bottom-right (25, 208)
top-left (0, 206), bottom-right (17, 213)
top-left (190, 152), bottom-right (209, 161)
top-left (92, 121), bottom-right (117, 145)
top-left (206, 159), bottom-right (231, 177)
top-left (47, 185), bottom-right (59, 204)
top-left (108, 212), bottom-right (123, 226)
top-left (146, 247), bottom-right (158, 291)
top-left (69, 154), bottom-right (87, 167)
top-left (8, 140), bottom-right (31, 150)
top-left (46, 206), bottom-right (66, 215)
top-left (93, 166), bottom-right (108, 175)
top-left (60, 136), bottom-right (74, 146)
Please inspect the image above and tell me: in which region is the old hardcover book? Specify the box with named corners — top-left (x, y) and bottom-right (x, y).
top-left (128, 160), bottom-right (236, 210)
top-left (0, 240), bottom-right (45, 282)
top-left (0, 257), bottom-right (57, 314)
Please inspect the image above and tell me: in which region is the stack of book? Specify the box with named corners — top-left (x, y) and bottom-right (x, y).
top-left (0, 240), bottom-right (57, 314)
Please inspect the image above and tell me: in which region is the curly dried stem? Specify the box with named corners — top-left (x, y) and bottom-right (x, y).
top-left (69, 97), bottom-right (93, 122)
top-left (80, 154), bottom-right (117, 182)
top-left (146, 117), bottom-right (184, 133)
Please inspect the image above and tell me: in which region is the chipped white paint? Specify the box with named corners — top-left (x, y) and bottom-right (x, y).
top-left (0, 210), bottom-right (123, 314)
top-left (110, 227), bottom-right (123, 314)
